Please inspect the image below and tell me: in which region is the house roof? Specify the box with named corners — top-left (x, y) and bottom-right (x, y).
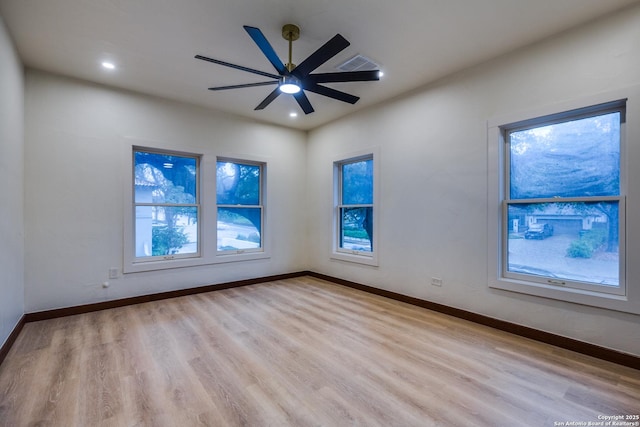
top-left (134, 164), bottom-right (166, 188)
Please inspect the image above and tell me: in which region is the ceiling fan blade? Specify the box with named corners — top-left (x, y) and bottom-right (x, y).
top-left (208, 81), bottom-right (278, 91)
top-left (243, 26), bottom-right (287, 75)
top-left (303, 83), bottom-right (359, 104)
top-left (293, 34), bottom-right (350, 77)
top-left (255, 87), bottom-right (282, 110)
top-left (308, 70), bottom-right (380, 84)
top-left (195, 55), bottom-right (280, 79)
top-left (293, 91), bottom-right (314, 114)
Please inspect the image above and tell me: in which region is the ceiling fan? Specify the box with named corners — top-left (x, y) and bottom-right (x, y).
top-left (195, 24), bottom-right (381, 114)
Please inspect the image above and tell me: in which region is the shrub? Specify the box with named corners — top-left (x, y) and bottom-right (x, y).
top-left (235, 232), bottom-right (261, 244)
top-left (567, 228), bottom-right (609, 259)
top-left (581, 228), bottom-right (607, 248)
top-left (567, 240), bottom-right (594, 258)
top-left (152, 226), bottom-right (189, 255)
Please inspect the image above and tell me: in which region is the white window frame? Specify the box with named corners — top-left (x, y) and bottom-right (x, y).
top-left (129, 146), bottom-right (201, 262)
top-left (487, 88), bottom-right (640, 314)
top-left (503, 100), bottom-right (626, 296)
top-left (332, 148), bottom-right (379, 266)
top-left (216, 157), bottom-right (265, 257)
top-left (123, 140), bottom-right (270, 273)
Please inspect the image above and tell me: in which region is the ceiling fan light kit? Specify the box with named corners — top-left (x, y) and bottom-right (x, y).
top-left (196, 24), bottom-right (380, 114)
top-left (279, 75), bottom-right (302, 94)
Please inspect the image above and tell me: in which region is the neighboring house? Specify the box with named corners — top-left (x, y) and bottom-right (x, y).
top-left (509, 204), bottom-right (608, 235)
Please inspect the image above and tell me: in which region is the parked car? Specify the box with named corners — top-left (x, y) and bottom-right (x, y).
top-left (524, 223), bottom-right (554, 239)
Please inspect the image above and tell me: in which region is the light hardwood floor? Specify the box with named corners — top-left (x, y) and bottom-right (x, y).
top-left (1, 276), bottom-right (638, 426)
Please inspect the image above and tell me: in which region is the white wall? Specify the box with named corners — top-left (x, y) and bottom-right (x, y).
top-left (18, 4), bottom-right (640, 356)
top-left (307, 4), bottom-right (640, 356)
top-left (0, 16), bottom-right (24, 348)
top-left (24, 70), bottom-right (308, 312)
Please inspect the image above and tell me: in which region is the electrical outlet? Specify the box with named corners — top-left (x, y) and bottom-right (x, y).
top-left (431, 277), bottom-right (443, 287)
top-left (108, 268), bottom-right (119, 279)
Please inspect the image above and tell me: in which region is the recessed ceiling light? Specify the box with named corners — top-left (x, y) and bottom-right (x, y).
top-left (378, 71), bottom-right (384, 78)
top-left (289, 112), bottom-right (298, 118)
top-left (101, 61), bottom-right (116, 70)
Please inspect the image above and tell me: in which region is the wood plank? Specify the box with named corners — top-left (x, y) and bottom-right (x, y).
top-left (1, 276), bottom-right (638, 426)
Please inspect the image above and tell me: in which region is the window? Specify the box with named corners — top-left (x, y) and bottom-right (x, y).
top-left (133, 148), bottom-right (199, 261)
top-left (216, 159), bottom-right (264, 254)
top-left (333, 152), bottom-right (378, 265)
top-left (498, 100), bottom-right (626, 297)
top-left (124, 145), bottom-right (270, 272)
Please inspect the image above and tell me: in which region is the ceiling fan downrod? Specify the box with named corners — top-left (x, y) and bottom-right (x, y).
top-left (282, 24), bottom-right (300, 72)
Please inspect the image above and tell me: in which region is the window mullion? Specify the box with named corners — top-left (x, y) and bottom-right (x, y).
top-left (135, 203), bottom-right (200, 207)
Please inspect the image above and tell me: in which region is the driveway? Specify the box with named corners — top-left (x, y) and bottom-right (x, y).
top-left (508, 234), bottom-right (618, 286)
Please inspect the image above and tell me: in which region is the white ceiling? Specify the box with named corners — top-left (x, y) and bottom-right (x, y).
top-left (1, 0), bottom-right (638, 130)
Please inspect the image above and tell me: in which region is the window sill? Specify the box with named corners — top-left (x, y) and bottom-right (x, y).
top-left (331, 251), bottom-right (378, 267)
top-left (123, 251), bottom-right (270, 273)
top-left (214, 251), bottom-right (270, 263)
top-left (489, 277), bottom-right (640, 315)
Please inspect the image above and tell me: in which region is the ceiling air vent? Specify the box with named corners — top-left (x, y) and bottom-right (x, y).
top-left (336, 54), bottom-right (380, 72)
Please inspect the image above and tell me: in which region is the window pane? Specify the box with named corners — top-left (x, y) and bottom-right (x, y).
top-left (134, 151), bottom-right (197, 203)
top-left (509, 112), bottom-right (620, 199)
top-left (507, 202), bottom-right (619, 287)
top-left (217, 207), bottom-right (261, 251)
top-left (340, 207), bottom-right (373, 252)
top-left (342, 159), bottom-right (373, 205)
top-left (135, 206), bottom-right (198, 256)
top-left (216, 161), bottom-right (260, 205)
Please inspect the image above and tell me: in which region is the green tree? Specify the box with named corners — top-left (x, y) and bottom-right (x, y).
top-left (152, 226), bottom-right (189, 256)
